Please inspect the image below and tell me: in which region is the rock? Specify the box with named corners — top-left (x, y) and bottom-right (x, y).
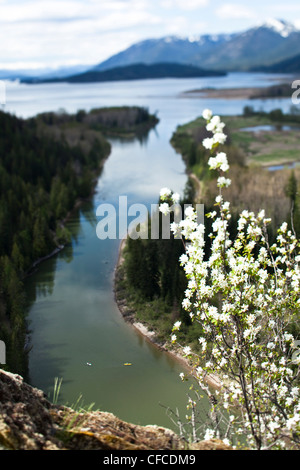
top-left (191, 439), bottom-right (233, 450)
top-left (0, 369), bottom-right (63, 450)
top-left (0, 368), bottom-right (233, 451)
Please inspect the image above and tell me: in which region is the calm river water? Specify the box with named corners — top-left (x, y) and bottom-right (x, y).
top-left (4, 72), bottom-right (293, 430)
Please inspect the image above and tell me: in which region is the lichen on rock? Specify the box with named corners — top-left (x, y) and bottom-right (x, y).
top-left (0, 369), bottom-right (232, 450)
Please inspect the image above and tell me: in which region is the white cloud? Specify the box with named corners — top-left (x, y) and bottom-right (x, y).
top-left (163, 16), bottom-right (189, 34)
top-left (272, 4), bottom-right (300, 12)
top-left (216, 3), bottom-right (256, 20)
top-left (0, 1), bottom-right (86, 22)
top-left (0, 0), bottom-right (164, 67)
top-left (162, 0), bottom-right (209, 10)
top-left (0, 0), bottom-right (155, 24)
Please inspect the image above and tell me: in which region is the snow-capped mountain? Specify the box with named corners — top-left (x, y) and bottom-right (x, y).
top-left (95, 19), bottom-right (300, 72)
top-left (257, 18), bottom-right (299, 38)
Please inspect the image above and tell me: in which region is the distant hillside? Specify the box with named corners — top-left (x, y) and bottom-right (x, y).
top-left (22, 62), bottom-right (226, 84)
top-left (0, 65), bottom-right (91, 81)
top-left (94, 35), bottom-right (234, 72)
top-left (252, 53), bottom-right (300, 73)
top-left (94, 19), bottom-right (300, 73)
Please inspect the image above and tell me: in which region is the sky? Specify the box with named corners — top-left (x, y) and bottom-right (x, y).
top-left (2, 0), bottom-right (300, 71)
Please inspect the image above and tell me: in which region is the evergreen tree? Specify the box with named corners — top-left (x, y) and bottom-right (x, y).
top-left (285, 170), bottom-right (299, 235)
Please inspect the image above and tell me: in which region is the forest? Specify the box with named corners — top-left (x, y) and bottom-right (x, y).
top-left (0, 105), bottom-right (158, 376)
top-left (115, 178), bottom-right (209, 347)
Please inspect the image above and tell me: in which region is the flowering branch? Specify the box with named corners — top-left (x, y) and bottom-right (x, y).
top-left (159, 109), bottom-right (300, 450)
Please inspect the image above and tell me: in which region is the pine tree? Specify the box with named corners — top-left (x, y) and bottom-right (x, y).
top-left (285, 170), bottom-right (299, 235)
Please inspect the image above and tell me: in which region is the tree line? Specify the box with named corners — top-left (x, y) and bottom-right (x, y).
top-left (0, 109), bottom-right (112, 375)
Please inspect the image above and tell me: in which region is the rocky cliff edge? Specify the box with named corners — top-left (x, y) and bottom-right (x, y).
top-left (0, 369), bottom-right (232, 451)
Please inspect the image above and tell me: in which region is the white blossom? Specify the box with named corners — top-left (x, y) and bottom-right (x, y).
top-left (159, 202), bottom-right (170, 215)
top-left (203, 137), bottom-right (214, 150)
top-left (213, 132), bottom-right (227, 146)
top-left (202, 108), bottom-right (212, 120)
top-left (217, 176), bottom-right (231, 188)
top-left (171, 192), bottom-right (180, 204)
top-left (173, 321), bottom-right (181, 331)
top-left (184, 205), bottom-right (196, 218)
top-left (159, 187), bottom-right (171, 199)
top-left (204, 429), bottom-right (215, 440)
top-left (183, 346), bottom-right (192, 356)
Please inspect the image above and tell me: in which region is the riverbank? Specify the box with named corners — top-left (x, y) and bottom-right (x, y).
top-left (114, 237), bottom-right (190, 365)
top-left (24, 146), bottom-right (111, 279)
top-left (113, 234), bottom-right (221, 390)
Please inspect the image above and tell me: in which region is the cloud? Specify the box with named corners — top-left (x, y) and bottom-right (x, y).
top-left (216, 3), bottom-right (256, 20)
top-left (0, 1), bottom-right (86, 23)
top-left (162, 0), bottom-right (209, 10)
top-left (271, 4), bottom-right (300, 12)
top-left (0, 0), bottom-right (156, 24)
top-left (0, 0), bottom-right (165, 67)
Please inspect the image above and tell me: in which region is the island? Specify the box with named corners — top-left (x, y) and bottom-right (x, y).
top-left (181, 82), bottom-right (294, 100)
top-left (21, 62), bottom-right (226, 84)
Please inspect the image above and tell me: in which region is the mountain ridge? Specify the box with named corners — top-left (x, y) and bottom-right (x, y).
top-left (252, 52), bottom-right (300, 73)
top-left (94, 18), bottom-right (300, 73)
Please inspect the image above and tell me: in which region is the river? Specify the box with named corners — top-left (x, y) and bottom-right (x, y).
top-left (4, 72), bottom-right (294, 431)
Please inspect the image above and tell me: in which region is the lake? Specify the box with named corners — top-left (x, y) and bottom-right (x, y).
top-left (4, 72), bottom-right (294, 432)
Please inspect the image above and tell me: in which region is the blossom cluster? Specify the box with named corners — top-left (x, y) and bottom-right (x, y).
top-left (159, 187), bottom-right (181, 216)
top-left (159, 109), bottom-right (300, 449)
top-left (202, 113), bottom-right (227, 150)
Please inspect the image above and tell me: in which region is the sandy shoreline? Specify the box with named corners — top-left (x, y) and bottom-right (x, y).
top-left (113, 234), bottom-right (221, 389)
top-left (113, 236), bottom-right (192, 368)
top-left (181, 85), bottom-right (291, 100)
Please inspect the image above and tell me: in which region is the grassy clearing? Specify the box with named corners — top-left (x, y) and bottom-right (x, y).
top-left (170, 111), bottom-right (300, 237)
top-left (224, 115), bottom-right (300, 166)
top-left (173, 112), bottom-right (300, 168)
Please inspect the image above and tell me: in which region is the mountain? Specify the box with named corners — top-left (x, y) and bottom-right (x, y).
top-left (22, 62), bottom-right (226, 84)
top-left (94, 19), bottom-right (300, 72)
top-left (252, 53), bottom-right (300, 73)
top-left (0, 70), bottom-right (28, 80)
top-left (29, 64), bottom-right (92, 79)
top-left (205, 19), bottom-right (300, 71)
top-left (0, 64), bottom-right (91, 81)
top-left (94, 35), bottom-right (236, 72)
